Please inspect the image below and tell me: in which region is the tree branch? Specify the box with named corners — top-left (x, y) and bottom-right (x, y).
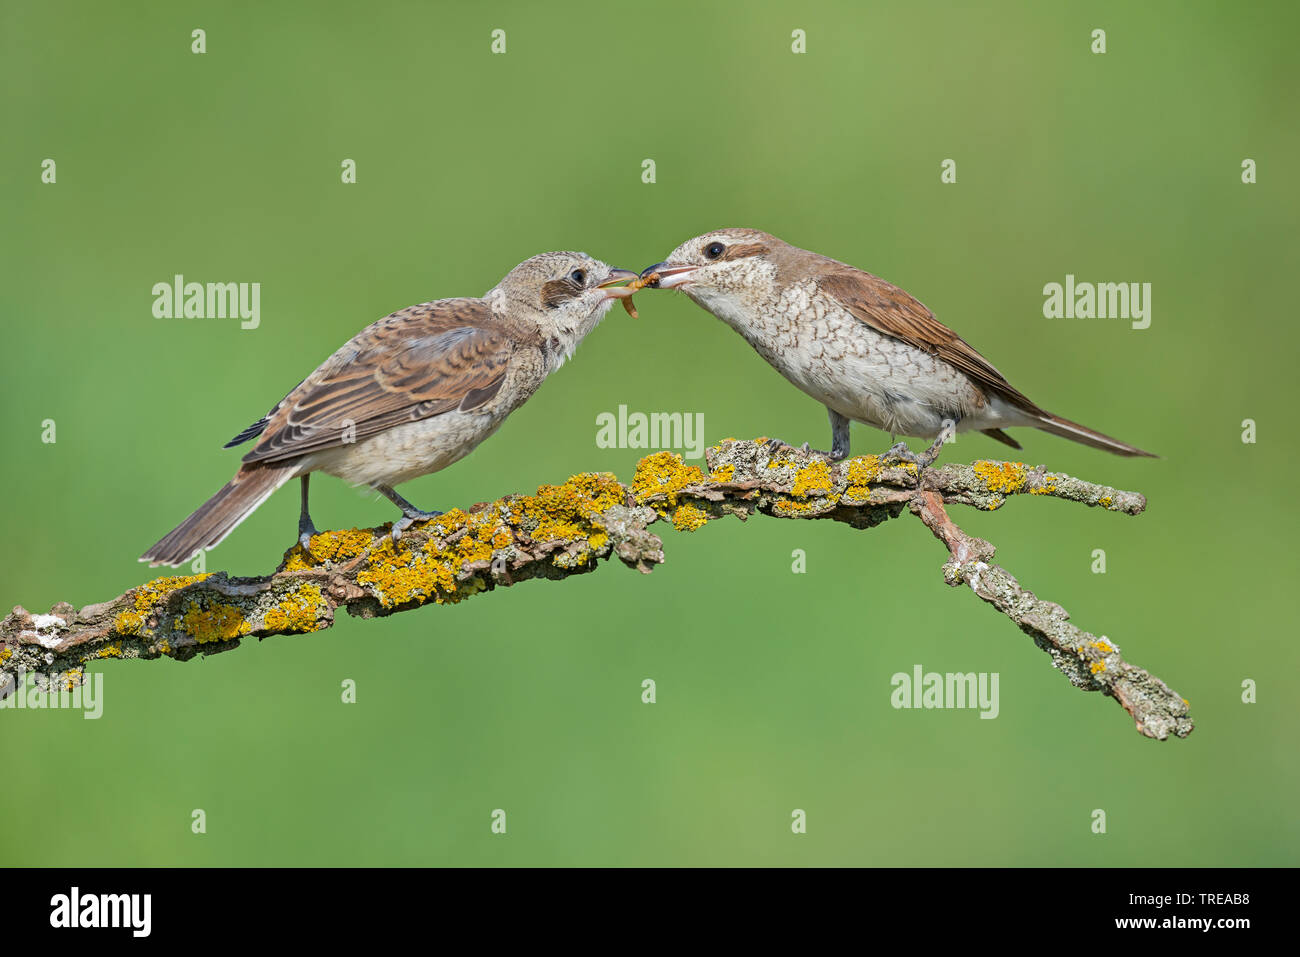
top-left (0, 439), bottom-right (1191, 739)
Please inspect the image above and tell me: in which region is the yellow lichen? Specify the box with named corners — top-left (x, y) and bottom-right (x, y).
top-left (709, 463), bottom-right (735, 482)
top-left (791, 459), bottom-right (832, 497)
top-left (263, 582), bottom-right (326, 633)
top-left (284, 527), bottom-right (375, 570)
top-left (1089, 660), bottom-right (1106, 674)
top-left (774, 498), bottom-right (814, 514)
top-left (353, 491), bottom-right (556, 608)
top-left (973, 460), bottom-right (1028, 494)
top-left (672, 503), bottom-right (709, 532)
top-left (358, 538), bottom-right (455, 609)
top-left (631, 452), bottom-right (706, 506)
top-left (96, 640), bottom-right (123, 659)
top-left (1090, 640), bottom-right (1114, 653)
top-left (115, 574), bottom-right (212, 636)
top-left (522, 472), bottom-right (623, 542)
top-left (844, 455), bottom-right (883, 499)
top-left (1030, 473), bottom-right (1059, 495)
top-left (1098, 495), bottom-right (1113, 509)
top-left (178, 598), bottom-right (251, 644)
top-left (0, 648), bottom-right (11, 664)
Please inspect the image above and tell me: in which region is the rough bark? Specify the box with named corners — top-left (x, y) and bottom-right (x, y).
top-left (0, 439), bottom-right (1191, 739)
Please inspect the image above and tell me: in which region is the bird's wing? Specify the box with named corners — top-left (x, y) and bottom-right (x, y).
top-left (818, 266), bottom-right (1044, 415)
top-left (240, 298), bottom-right (513, 464)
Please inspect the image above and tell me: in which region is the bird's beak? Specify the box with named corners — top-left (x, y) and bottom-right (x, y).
top-left (639, 262), bottom-right (698, 290)
top-left (597, 268), bottom-right (639, 299)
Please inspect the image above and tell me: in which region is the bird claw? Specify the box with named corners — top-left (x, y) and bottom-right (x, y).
top-left (880, 441), bottom-right (921, 464)
top-left (297, 519), bottom-right (319, 552)
top-left (766, 437), bottom-right (840, 461)
top-left (879, 437), bottom-right (946, 469)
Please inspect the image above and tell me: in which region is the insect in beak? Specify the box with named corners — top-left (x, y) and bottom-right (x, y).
top-left (638, 263), bottom-right (697, 290)
top-left (598, 268), bottom-right (654, 318)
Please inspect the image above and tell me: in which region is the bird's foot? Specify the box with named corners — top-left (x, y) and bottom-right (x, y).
top-left (391, 508), bottom-right (444, 541)
top-left (879, 433), bottom-right (950, 470)
top-left (374, 484), bottom-right (445, 541)
top-left (765, 437), bottom-right (845, 462)
top-left (880, 442), bottom-right (924, 465)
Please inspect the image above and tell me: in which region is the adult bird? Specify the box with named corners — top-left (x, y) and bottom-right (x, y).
top-left (639, 228), bottom-right (1154, 463)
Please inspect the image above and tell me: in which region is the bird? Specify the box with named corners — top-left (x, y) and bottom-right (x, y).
top-left (639, 228), bottom-right (1155, 464)
top-left (141, 252), bottom-right (638, 567)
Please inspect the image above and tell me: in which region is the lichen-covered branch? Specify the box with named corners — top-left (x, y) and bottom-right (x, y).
top-left (0, 438), bottom-right (1191, 739)
top-left (908, 490), bottom-right (1191, 740)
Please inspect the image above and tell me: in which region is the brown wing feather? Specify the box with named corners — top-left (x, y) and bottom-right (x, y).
top-left (817, 266), bottom-right (1044, 416)
top-left (242, 298), bottom-right (512, 465)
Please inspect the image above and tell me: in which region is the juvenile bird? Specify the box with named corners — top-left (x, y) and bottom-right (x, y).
top-left (141, 253), bottom-right (637, 567)
top-left (640, 228), bottom-right (1154, 462)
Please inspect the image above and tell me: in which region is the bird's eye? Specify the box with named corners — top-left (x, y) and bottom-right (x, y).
top-left (704, 242), bottom-right (725, 260)
top-left (570, 269), bottom-right (587, 285)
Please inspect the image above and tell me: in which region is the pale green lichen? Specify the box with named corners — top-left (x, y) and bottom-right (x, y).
top-left (1030, 473), bottom-right (1059, 495)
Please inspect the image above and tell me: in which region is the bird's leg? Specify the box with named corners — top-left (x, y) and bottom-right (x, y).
top-left (376, 484), bottom-right (444, 540)
top-left (297, 475), bottom-right (319, 550)
top-left (763, 409), bottom-right (850, 462)
top-left (827, 408), bottom-right (851, 461)
top-left (881, 418), bottom-right (958, 469)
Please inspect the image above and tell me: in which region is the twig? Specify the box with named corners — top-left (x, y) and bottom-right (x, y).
top-left (0, 439), bottom-right (1191, 739)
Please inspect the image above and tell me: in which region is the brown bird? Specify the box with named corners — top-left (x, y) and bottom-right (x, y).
top-left (141, 252), bottom-right (638, 567)
top-left (640, 228), bottom-right (1154, 463)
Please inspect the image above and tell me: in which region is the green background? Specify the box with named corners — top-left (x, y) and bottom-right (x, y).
top-left (2, 0), bottom-right (1296, 866)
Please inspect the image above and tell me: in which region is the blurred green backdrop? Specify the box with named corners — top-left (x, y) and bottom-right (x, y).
top-left (2, 0), bottom-right (1296, 866)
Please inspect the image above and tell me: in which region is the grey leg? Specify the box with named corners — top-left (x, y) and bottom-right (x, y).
top-left (376, 484), bottom-right (444, 540)
top-left (827, 408), bottom-right (851, 461)
top-left (765, 409), bottom-right (849, 461)
top-left (298, 475), bottom-right (319, 549)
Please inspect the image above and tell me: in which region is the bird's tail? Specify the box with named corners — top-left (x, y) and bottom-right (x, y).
top-left (1033, 412), bottom-right (1157, 458)
top-left (140, 464), bottom-right (298, 567)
